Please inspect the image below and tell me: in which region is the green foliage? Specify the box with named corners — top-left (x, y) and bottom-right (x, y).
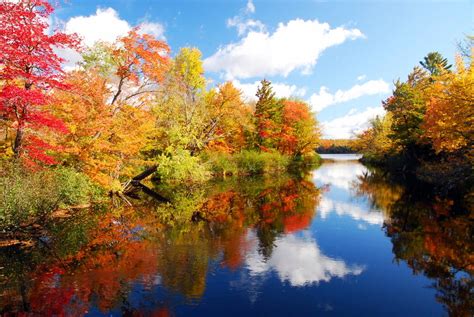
top-left (234, 150), bottom-right (289, 175)
top-left (355, 114), bottom-right (397, 162)
top-left (384, 74), bottom-right (427, 150)
top-left (0, 164), bottom-right (96, 230)
top-left (80, 41), bottom-right (116, 76)
top-left (201, 151), bottom-right (238, 176)
top-left (420, 51), bottom-right (452, 76)
top-left (254, 79), bottom-right (283, 149)
top-left (155, 148), bottom-right (210, 184)
top-left (53, 166), bottom-right (101, 207)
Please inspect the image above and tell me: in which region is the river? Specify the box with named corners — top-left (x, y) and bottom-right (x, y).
top-left (0, 154), bottom-right (471, 316)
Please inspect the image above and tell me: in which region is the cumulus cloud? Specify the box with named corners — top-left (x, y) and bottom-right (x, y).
top-left (64, 8), bottom-right (131, 46)
top-left (233, 80), bottom-right (306, 101)
top-left (205, 19), bottom-right (364, 79)
top-left (246, 233), bottom-right (364, 286)
top-left (309, 79), bottom-right (390, 112)
top-left (321, 106), bottom-right (385, 139)
top-left (59, 8), bottom-right (165, 69)
top-left (357, 74), bottom-right (367, 81)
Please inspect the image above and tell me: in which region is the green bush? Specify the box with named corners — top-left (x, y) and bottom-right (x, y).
top-left (202, 151), bottom-right (238, 176)
top-left (261, 151), bottom-right (290, 173)
top-left (155, 148), bottom-right (210, 184)
top-left (234, 150), bottom-right (289, 175)
top-left (0, 164), bottom-right (95, 230)
top-left (234, 150), bottom-right (266, 175)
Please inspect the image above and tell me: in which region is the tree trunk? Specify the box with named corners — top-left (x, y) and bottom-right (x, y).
top-left (13, 127), bottom-right (23, 158)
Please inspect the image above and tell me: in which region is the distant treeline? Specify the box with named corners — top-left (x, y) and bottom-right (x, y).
top-left (316, 139), bottom-right (357, 154)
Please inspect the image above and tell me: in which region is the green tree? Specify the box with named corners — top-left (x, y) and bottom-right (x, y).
top-left (254, 79), bottom-right (283, 150)
top-left (420, 52), bottom-right (452, 76)
top-left (383, 67), bottom-right (428, 157)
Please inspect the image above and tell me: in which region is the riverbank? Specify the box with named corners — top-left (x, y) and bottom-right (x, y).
top-left (0, 151), bottom-right (321, 233)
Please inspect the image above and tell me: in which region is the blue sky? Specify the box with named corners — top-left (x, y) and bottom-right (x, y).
top-left (54, 0), bottom-right (472, 138)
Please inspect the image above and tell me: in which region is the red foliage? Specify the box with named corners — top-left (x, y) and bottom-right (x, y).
top-left (0, 0), bottom-right (80, 164)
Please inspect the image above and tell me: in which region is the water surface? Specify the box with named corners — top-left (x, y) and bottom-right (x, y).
top-left (1, 156), bottom-right (471, 316)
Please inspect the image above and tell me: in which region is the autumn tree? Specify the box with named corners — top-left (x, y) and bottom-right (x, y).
top-left (354, 114), bottom-right (397, 161)
top-left (278, 100), bottom-right (320, 157)
top-left (203, 81), bottom-right (253, 153)
top-left (81, 30), bottom-right (170, 112)
top-left (51, 31), bottom-right (170, 189)
top-left (151, 47), bottom-right (208, 154)
top-left (0, 0), bottom-right (79, 164)
top-left (422, 55), bottom-right (474, 160)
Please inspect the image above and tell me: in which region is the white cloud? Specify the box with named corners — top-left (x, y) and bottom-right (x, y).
top-left (138, 21), bottom-right (166, 40)
top-left (60, 8), bottom-right (165, 69)
top-left (227, 0), bottom-right (264, 36)
top-left (357, 74), bottom-right (367, 81)
top-left (321, 106), bottom-right (385, 139)
top-left (246, 233), bottom-right (364, 286)
top-left (227, 18), bottom-right (266, 36)
top-left (233, 80), bottom-right (306, 101)
top-left (205, 19), bottom-right (364, 79)
top-left (246, 0), bottom-right (256, 14)
top-left (309, 79), bottom-right (390, 112)
top-left (64, 8), bottom-right (131, 47)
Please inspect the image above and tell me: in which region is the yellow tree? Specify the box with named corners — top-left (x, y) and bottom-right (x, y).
top-left (422, 55), bottom-right (474, 160)
top-left (203, 81), bottom-right (253, 153)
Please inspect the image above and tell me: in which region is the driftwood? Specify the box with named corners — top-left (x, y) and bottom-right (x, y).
top-left (121, 165), bottom-right (169, 203)
top-left (132, 165), bottom-right (158, 182)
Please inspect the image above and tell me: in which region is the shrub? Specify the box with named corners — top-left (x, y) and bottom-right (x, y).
top-left (261, 151), bottom-right (290, 173)
top-left (202, 151), bottom-right (238, 176)
top-left (234, 150), bottom-right (266, 175)
top-left (0, 164), bottom-right (96, 230)
top-left (234, 150), bottom-right (289, 175)
top-left (155, 148), bottom-right (210, 184)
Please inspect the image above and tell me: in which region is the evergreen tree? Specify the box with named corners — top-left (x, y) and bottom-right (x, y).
top-left (254, 79), bottom-right (282, 150)
top-left (420, 52), bottom-right (452, 76)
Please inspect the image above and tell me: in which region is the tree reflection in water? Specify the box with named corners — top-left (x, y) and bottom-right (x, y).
top-left (353, 168), bottom-right (473, 317)
top-left (1, 169), bottom-right (471, 316)
top-left (0, 174), bottom-right (321, 315)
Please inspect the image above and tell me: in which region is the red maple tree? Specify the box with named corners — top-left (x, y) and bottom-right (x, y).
top-left (0, 0), bottom-right (80, 164)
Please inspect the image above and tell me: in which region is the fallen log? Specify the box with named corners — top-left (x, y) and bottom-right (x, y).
top-left (132, 165), bottom-right (158, 182)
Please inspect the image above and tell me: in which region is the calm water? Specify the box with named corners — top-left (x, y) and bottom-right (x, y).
top-left (1, 156), bottom-right (472, 316)
top-left (319, 153), bottom-right (362, 160)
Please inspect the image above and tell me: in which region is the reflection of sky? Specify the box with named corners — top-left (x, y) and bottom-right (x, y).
top-left (95, 159), bottom-right (443, 316)
top-left (313, 161), bottom-right (386, 226)
top-left (245, 231), bottom-right (364, 287)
